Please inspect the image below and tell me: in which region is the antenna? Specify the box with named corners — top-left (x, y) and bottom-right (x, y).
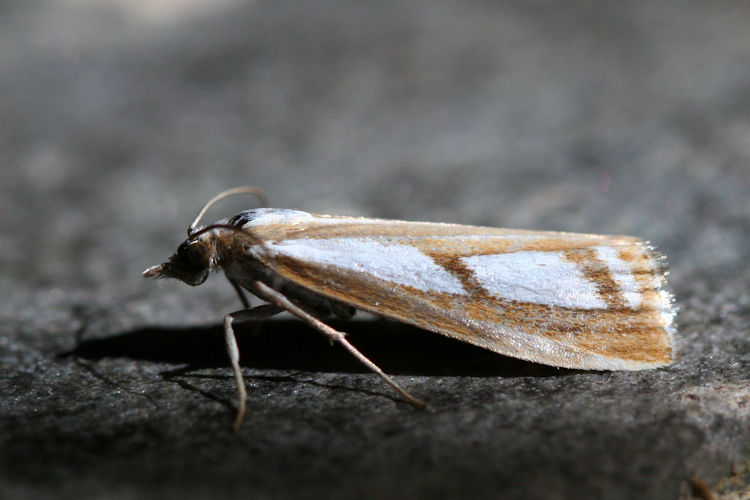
top-left (189, 186), bottom-right (269, 236)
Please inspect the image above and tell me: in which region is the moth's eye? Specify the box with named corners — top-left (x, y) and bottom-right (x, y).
top-left (179, 242), bottom-right (207, 268)
top-left (187, 246), bottom-right (206, 267)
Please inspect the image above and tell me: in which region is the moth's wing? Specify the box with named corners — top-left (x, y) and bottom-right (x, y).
top-left (248, 213), bottom-right (676, 370)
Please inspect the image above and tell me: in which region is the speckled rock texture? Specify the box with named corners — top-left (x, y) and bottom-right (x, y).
top-left (2, 1), bottom-right (749, 498)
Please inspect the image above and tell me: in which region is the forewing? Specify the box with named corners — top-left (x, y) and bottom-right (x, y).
top-left (248, 213), bottom-right (676, 370)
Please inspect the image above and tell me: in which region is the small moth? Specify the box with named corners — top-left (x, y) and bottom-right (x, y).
top-left (145, 187), bottom-right (676, 430)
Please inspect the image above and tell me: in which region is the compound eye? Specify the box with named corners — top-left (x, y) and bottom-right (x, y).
top-left (179, 242), bottom-right (207, 269)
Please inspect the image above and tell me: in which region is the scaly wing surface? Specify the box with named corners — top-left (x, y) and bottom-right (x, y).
top-left (241, 210), bottom-right (675, 370)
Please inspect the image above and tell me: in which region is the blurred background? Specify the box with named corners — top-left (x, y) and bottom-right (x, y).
top-left (2, 1), bottom-right (750, 498)
top-left (4, 0), bottom-right (749, 292)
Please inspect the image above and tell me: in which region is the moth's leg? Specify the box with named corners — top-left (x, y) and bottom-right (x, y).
top-left (250, 281), bottom-right (425, 408)
top-left (224, 304), bottom-right (283, 431)
top-left (228, 278), bottom-right (251, 309)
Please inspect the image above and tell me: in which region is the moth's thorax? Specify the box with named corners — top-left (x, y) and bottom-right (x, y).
top-left (198, 219), bottom-right (273, 285)
top-left (204, 231), bottom-right (243, 266)
top-left (209, 208), bottom-right (313, 284)
top-left (206, 208), bottom-right (315, 267)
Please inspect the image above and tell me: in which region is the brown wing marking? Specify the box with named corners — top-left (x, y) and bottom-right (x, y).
top-left (561, 248), bottom-right (626, 309)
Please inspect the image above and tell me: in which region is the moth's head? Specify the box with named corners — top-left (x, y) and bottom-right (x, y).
top-left (144, 238), bottom-right (211, 286)
top-left (144, 186), bottom-right (268, 286)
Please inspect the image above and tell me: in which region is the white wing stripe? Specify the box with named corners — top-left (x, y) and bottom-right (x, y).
top-left (461, 251), bottom-right (607, 309)
top-left (269, 237), bottom-right (468, 295)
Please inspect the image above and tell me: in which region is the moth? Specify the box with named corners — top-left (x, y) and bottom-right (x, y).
top-left (145, 187), bottom-right (676, 430)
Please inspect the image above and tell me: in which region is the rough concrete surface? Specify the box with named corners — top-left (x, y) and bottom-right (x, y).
top-left (2, 1), bottom-right (750, 498)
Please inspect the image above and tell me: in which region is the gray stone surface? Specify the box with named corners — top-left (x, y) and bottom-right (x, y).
top-left (2, 1), bottom-right (750, 498)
